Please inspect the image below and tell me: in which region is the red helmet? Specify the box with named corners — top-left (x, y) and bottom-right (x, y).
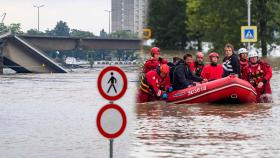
top-left (209, 52), bottom-right (219, 59)
top-left (151, 47), bottom-right (161, 56)
top-left (196, 51), bottom-right (204, 58)
top-left (160, 64), bottom-right (170, 74)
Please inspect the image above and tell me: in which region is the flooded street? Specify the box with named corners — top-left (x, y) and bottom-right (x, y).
top-left (132, 103), bottom-right (280, 157)
top-left (130, 61), bottom-right (280, 158)
top-left (1, 63), bottom-right (280, 158)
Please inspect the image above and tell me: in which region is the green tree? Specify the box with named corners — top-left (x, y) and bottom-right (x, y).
top-left (52, 21), bottom-right (70, 36)
top-left (0, 23), bottom-right (8, 33)
top-left (0, 23), bottom-right (23, 34)
top-left (186, 0), bottom-right (246, 52)
top-left (70, 29), bottom-right (96, 37)
top-left (186, 0), bottom-right (280, 56)
top-left (26, 29), bottom-right (45, 36)
top-left (148, 0), bottom-right (188, 50)
top-left (9, 23), bottom-right (24, 34)
top-left (45, 29), bottom-right (55, 36)
top-left (251, 0), bottom-right (280, 56)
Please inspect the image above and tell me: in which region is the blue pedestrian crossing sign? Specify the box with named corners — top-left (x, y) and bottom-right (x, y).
top-left (241, 26), bottom-right (257, 42)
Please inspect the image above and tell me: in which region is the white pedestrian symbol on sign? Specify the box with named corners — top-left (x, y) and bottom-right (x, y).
top-left (245, 29), bottom-right (254, 39)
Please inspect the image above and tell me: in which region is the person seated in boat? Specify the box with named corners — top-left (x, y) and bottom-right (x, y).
top-left (185, 53), bottom-right (195, 69)
top-left (168, 57), bottom-right (183, 85)
top-left (238, 48), bottom-right (249, 80)
top-left (222, 43), bottom-right (240, 77)
top-left (244, 50), bottom-right (273, 103)
top-left (172, 53), bottom-right (202, 90)
top-left (191, 51), bottom-right (205, 78)
top-left (167, 57), bottom-right (182, 68)
top-left (143, 47), bottom-right (168, 74)
top-left (137, 64), bottom-right (172, 103)
top-left (200, 52), bottom-right (223, 83)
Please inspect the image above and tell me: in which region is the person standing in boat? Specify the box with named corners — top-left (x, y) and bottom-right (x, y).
top-left (137, 64), bottom-right (172, 103)
top-left (191, 51), bottom-right (205, 78)
top-left (222, 43), bottom-right (240, 77)
top-left (143, 47), bottom-right (168, 74)
top-left (244, 50), bottom-right (273, 103)
top-left (238, 48), bottom-right (249, 80)
top-left (172, 53), bottom-right (202, 90)
top-left (200, 52), bottom-right (223, 82)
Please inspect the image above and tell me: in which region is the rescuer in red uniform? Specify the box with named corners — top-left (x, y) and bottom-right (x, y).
top-left (244, 50), bottom-right (273, 103)
top-left (238, 48), bottom-right (249, 80)
top-left (143, 47), bottom-right (168, 74)
top-left (191, 51), bottom-right (205, 78)
top-left (200, 52), bottom-right (223, 82)
top-left (137, 64), bottom-right (172, 103)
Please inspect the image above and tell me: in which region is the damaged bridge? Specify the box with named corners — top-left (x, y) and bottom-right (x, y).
top-left (0, 32), bottom-right (142, 73)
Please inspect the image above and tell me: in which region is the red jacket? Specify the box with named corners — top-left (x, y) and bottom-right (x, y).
top-left (244, 60), bottom-right (272, 95)
top-left (143, 58), bottom-right (168, 73)
top-left (189, 62), bottom-right (195, 72)
top-left (200, 64), bottom-right (223, 81)
top-left (240, 59), bottom-right (248, 80)
top-left (141, 69), bottom-right (171, 97)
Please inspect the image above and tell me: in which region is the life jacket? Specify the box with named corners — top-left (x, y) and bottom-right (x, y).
top-left (139, 68), bottom-right (167, 96)
top-left (240, 59), bottom-right (248, 69)
top-left (139, 75), bottom-right (155, 96)
top-left (239, 59), bottom-right (248, 79)
top-left (248, 63), bottom-right (265, 87)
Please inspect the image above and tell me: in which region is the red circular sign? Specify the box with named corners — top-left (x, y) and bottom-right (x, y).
top-left (96, 104), bottom-right (127, 139)
top-left (97, 66), bottom-right (128, 101)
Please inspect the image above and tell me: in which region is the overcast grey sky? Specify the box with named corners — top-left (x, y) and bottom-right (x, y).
top-left (0, 0), bottom-right (111, 35)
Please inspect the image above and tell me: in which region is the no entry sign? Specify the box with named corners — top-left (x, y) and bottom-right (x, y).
top-left (96, 104), bottom-right (127, 139)
top-left (97, 66), bottom-right (128, 101)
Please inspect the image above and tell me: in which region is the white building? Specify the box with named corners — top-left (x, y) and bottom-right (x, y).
top-left (111, 0), bottom-right (148, 36)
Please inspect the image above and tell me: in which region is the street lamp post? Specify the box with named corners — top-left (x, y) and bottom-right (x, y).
top-left (247, 0), bottom-right (251, 50)
top-left (104, 10), bottom-right (111, 34)
top-left (33, 4), bottom-right (44, 32)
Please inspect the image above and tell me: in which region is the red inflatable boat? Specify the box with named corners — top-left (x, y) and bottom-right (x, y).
top-left (167, 75), bottom-right (257, 104)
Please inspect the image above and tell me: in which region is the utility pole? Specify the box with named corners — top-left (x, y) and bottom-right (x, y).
top-left (105, 10), bottom-right (111, 34)
top-left (33, 4), bottom-right (44, 32)
top-left (247, 0), bottom-right (251, 50)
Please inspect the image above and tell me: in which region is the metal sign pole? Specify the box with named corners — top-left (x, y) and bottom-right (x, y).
top-left (109, 100), bottom-right (113, 158)
top-left (0, 39), bottom-right (4, 74)
top-left (110, 139), bottom-right (113, 158)
top-left (247, 0), bottom-right (251, 50)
